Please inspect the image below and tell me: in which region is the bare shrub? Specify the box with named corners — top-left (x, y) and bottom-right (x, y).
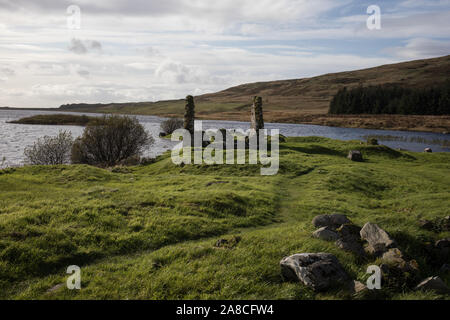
top-left (24, 130), bottom-right (74, 165)
top-left (71, 115), bottom-right (153, 166)
top-left (160, 118), bottom-right (183, 135)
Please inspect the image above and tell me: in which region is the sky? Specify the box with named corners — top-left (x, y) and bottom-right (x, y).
top-left (0, 0), bottom-right (449, 108)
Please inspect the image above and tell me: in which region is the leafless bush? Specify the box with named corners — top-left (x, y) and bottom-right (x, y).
top-left (160, 118), bottom-right (183, 135)
top-left (71, 115), bottom-right (153, 167)
top-left (24, 130), bottom-right (74, 165)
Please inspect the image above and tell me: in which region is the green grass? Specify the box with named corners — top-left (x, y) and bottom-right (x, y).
top-left (0, 137), bottom-right (449, 299)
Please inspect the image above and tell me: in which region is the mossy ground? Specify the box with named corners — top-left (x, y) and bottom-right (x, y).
top-left (0, 137), bottom-right (449, 299)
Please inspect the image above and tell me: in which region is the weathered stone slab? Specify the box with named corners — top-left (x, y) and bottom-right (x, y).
top-left (280, 253), bottom-right (349, 291)
top-left (312, 214), bottom-right (351, 229)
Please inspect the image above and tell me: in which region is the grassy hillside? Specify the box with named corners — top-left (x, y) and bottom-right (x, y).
top-left (0, 137), bottom-right (449, 299)
top-left (59, 55), bottom-right (450, 125)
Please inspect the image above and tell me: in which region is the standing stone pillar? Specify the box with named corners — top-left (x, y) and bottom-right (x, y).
top-left (251, 96), bottom-right (264, 131)
top-left (184, 95), bottom-right (195, 134)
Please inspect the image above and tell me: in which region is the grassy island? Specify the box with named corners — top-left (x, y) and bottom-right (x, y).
top-left (8, 114), bottom-right (98, 126)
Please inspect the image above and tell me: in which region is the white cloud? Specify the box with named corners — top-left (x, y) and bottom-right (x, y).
top-left (385, 38), bottom-right (450, 59)
top-left (0, 0), bottom-right (448, 108)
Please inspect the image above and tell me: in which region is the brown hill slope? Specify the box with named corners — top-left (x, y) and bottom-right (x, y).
top-left (59, 55), bottom-right (450, 132)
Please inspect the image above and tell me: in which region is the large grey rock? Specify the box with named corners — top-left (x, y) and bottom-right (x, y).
top-left (415, 276), bottom-right (450, 294)
top-left (360, 222), bottom-right (396, 255)
top-left (312, 227), bottom-right (339, 241)
top-left (348, 150), bottom-right (363, 162)
top-left (312, 214), bottom-right (351, 229)
top-left (280, 253), bottom-right (349, 291)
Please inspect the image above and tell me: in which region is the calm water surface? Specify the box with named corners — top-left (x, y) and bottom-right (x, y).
top-left (0, 109), bottom-right (449, 167)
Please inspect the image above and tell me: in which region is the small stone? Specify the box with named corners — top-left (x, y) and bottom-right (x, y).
top-left (349, 280), bottom-right (368, 294)
top-left (214, 236), bottom-right (241, 249)
top-left (215, 239), bottom-right (228, 247)
top-left (312, 227), bottom-right (339, 241)
top-left (312, 214), bottom-right (351, 229)
top-left (424, 148), bottom-right (432, 153)
top-left (280, 253), bottom-right (349, 291)
top-left (415, 276), bottom-right (450, 294)
top-left (347, 150), bottom-right (363, 162)
top-left (381, 248), bottom-right (405, 265)
top-left (381, 248), bottom-right (419, 273)
top-left (47, 283), bottom-right (64, 293)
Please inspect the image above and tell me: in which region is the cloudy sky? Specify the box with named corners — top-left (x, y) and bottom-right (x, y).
top-left (0, 0), bottom-right (449, 108)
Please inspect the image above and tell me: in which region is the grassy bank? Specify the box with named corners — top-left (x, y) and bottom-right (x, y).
top-left (8, 114), bottom-right (98, 126)
top-left (0, 137), bottom-right (449, 299)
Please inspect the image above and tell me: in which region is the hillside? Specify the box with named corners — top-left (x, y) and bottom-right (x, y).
top-left (1, 137), bottom-right (449, 299)
top-left (60, 55), bottom-right (450, 115)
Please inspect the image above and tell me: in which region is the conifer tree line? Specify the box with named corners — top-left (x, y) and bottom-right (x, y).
top-left (329, 80), bottom-right (450, 115)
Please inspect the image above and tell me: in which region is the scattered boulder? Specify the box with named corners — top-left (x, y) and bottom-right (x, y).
top-left (418, 219), bottom-right (434, 231)
top-left (214, 236), bottom-right (241, 249)
top-left (360, 222), bottom-right (396, 255)
top-left (335, 238), bottom-right (366, 257)
top-left (415, 276), bottom-right (450, 294)
top-left (47, 283), bottom-right (64, 293)
top-left (335, 224), bottom-right (365, 257)
top-left (418, 216), bottom-right (450, 232)
top-left (312, 227), bottom-right (339, 241)
top-left (424, 148), bottom-right (432, 153)
top-left (381, 248), bottom-right (419, 273)
top-left (312, 214), bottom-right (351, 229)
top-left (347, 150), bottom-right (363, 162)
top-left (280, 253), bottom-right (349, 291)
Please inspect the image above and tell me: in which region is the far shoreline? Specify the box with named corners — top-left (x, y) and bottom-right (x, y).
top-left (1, 107), bottom-right (449, 134)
